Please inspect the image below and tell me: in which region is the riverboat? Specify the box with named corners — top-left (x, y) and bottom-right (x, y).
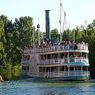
top-left (20, 1), bottom-right (90, 81)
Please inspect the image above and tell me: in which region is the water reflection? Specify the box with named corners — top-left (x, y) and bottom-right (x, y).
top-left (0, 72), bottom-right (95, 95)
top-left (0, 76), bottom-right (95, 95)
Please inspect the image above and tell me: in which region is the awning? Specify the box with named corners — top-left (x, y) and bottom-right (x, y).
top-left (68, 62), bottom-right (89, 66)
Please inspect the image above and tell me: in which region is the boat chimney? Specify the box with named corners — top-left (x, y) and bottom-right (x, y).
top-left (45, 10), bottom-right (51, 39)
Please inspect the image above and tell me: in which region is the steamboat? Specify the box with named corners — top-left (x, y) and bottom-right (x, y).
top-left (20, 1), bottom-right (90, 81)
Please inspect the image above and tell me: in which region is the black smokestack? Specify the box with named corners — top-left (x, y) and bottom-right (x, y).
top-left (45, 10), bottom-right (51, 39)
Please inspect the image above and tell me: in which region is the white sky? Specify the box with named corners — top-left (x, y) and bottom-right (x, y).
top-left (0, 0), bottom-right (95, 31)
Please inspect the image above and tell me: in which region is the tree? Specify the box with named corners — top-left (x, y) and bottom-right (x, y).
top-left (51, 29), bottom-right (59, 42)
top-left (0, 17), bottom-right (6, 65)
top-left (13, 16), bottom-right (33, 49)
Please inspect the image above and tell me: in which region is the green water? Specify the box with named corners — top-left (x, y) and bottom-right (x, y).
top-left (0, 72), bottom-right (95, 95)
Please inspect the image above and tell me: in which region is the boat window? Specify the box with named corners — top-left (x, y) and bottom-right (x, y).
top-left (55, 54), bottom-right (58, 58)
top-left (70, 67), bottom-right (74, 71)
top-left (83, 66), bottom-right (87, 71)
top-left (73, 52), bottom-right (80, 58)
top-left (51, 67), bottom-right (58, 72)
top-left (43, 67), bottom-right (46, 72)
top-left (52, 54), bottom-right (55, 59)
top-left (82, 53), bottom-right (87, 58)
top-left (39, 67), bottom-right (42, 72)
top-left (64, 66), bottom-right (68, 71)
top-left (60, 53), bottom-right (65, 58)
top-left (69, 53), bottom-right (73, 57)
top-left (75, 66), bottom-right (81, 70)
top-left (64, 53), bottom-right (68, 57)
top-left (40, 55), bottom-right (46, 60)
top-left (46, 67), bottom-right (50, 72)
top-left (22, 55), bottom-right (30, 60)
top-left (47, 54), bottom-right (50, 59)
top-left (22, 66), bottom-right (29, 71)
top-left (59, 66), bottom-right (64, 71)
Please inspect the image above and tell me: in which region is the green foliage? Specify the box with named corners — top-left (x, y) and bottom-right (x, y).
top-left (13, 64), bottom-right (21, 71)
top-left (0, 65), bottom-right (3, 71)
top-left (0, 15), bottom-right (33, 71)
top-left (51, 29), bottom-right (59, 42)
top-left (0, 17), bottom-right (6, 65)
top-left (5, 63), bottom-right (12, 71)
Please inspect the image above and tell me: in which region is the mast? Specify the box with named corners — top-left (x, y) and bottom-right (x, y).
top-left (60, 0), bottom-right (62, 42)
top-left (59, 0), bottom-right (66, 42)
top-left (37, 18), bottom-right (40, 45)
top-left (33, 23), bottom-right (34, 49)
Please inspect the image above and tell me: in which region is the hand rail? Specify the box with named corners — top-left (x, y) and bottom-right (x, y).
top-left (24, 44), bottom-right (88, 54)
top-left (39, 57), bottom-right (89, 65)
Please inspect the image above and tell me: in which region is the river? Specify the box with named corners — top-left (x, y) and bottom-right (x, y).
top-left (0, 72), bottom-right (95, 95)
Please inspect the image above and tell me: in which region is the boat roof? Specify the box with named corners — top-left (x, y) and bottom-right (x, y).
top-left (68, 62), bottom-right (89, 66)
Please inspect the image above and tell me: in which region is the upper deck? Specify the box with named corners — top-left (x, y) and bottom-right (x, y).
top-left (24, 42), bottom-right (89, 54)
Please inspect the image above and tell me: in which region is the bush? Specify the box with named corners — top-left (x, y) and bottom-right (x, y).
top-left (0, 65), bottom-right (4, 71)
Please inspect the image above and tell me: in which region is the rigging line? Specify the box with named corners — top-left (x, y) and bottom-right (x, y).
top-left (55, 7), bottom-right (60, 30)
top-left (41, 22), bottom-right (44, 32)
top-left (62, 13), bottom-right (67, 31)
top-left (62, 6), bottom-right (67, 30)
top-left (41, 22), bottom-right (44, 39)
top-left (60, 5), bottom-right (66, 33)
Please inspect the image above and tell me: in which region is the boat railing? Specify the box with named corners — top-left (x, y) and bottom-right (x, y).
top-left (24, 44), bottom-right (88, 54)
top-left (38, 71), bottom-right (89, 78)
top-left (39, 57), bottom-right (89, 65)
top-left (21, 59), bottom-right (30, 64)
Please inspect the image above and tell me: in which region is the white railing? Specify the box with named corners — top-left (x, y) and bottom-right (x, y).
top-left (24, 44), bottom-right (88, 54)
top-left (21, 59), bottom-right (30, 64)
top-left (38, 71), bottom-right (89, 78)
top-left (39, 57), bottom-right (89, 65)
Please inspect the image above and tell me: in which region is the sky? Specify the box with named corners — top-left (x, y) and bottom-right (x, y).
top-left (0, 0), bottom-right (95, 31)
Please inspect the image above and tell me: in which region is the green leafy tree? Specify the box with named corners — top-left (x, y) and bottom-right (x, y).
top-left (13, 16), bottom-right (33, 49)
top-left (0, 17), bottom-right (6, 65)
top-left (51, 29), bottom-right (59, 42)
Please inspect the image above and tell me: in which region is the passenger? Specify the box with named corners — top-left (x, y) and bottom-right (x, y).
top-left (71, 41), bottom-right (75, 50)
top-left (81, 41), bottom-right (85, 50)
top-left (65, 41), bottom-right (68, 49)
top-left (28, 44), bottom-right (31, 49)
top-left (74, 55), bottom-right (77, 58)
top-left (24, 46), bottom-right (27, 49)
top-left (74, 43), bottom-right (77, 50)
top-left (62, 41), bottom-right (65, 50)
top-left (70, 55), bottom-right (74, 62)
top-left (82, 41), bottom-right (85, 45)
top-left (58, 42), bottom-right (60, 46)
top-left (43, 57), bottom-right (46, 61)
top-left (68, 41), bottom-right (71, 49)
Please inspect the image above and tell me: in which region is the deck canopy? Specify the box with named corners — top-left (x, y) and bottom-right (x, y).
top-left (68, 62), bottom-right (89, 66)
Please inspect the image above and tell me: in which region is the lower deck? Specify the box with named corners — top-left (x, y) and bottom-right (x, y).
top-left (21, 70), bottom-right (90, 81)
top-left (21, 65), bottom-right (90, 81)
